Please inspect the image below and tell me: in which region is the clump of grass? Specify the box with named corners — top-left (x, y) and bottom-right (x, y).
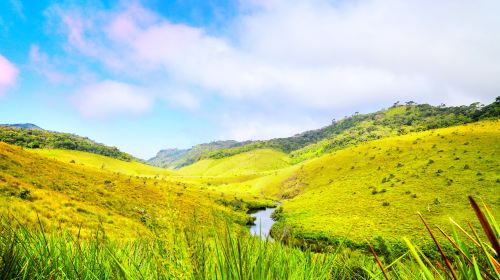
top-left (372, 196), bottom-right (500, 279)
top-left (0, 215), bottom-right (346, 280)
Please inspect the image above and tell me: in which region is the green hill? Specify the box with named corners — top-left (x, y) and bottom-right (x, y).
top-left (186, 99), bottom-right (499, 166)
top-left (263, 120), bottom-right (500, 243)
top-left (148, 140), bottom-right (248, 169)
top-left (0, 142), bottom-right (243, 238)
top-left (178, 149), bottom-right (291, 177)
top-left (0, 125), bottom-right (136, 161)
top-left (30, 149), bottom-right (173, 177)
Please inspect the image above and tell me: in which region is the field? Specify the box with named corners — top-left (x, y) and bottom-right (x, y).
top-left (30, 149), bottom-right (173, 177)
top-left (1, 120), bottom-right (499, 279)
top-left (174, 121), bottom-right (500, 244)
top-left (0, 143), bottom-right (247, 238)
top-left (270, 120), bottom-right (500, 242)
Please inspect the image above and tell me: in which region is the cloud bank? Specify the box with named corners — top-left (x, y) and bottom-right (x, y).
top-left (44, 0), bottom-right (500, 138)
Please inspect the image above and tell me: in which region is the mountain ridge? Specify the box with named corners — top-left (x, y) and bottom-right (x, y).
top-left (0, 123), bottom-right (43, 130)
top-left (149, 98), bottom-right (500, 168)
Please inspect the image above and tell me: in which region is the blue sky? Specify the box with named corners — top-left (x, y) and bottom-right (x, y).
top-left (1, 0), bottom-right (499, 159)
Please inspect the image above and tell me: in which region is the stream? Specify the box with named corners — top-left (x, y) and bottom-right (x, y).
top-left (248, 207), bottom-right (276, 239)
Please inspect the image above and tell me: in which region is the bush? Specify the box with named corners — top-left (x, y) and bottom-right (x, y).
top-left (19, 189), bottom-right (31, 200)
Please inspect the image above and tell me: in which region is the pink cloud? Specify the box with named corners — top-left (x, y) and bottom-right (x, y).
top-left (0, 54), bottom-right (18, 96)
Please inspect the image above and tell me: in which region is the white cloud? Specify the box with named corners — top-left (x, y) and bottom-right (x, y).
top-left (71, 80), bottom-right (153, 118)
top-left (48, 0), bottom-right (500, 138)
top-left (0, 54), bottom-right (18, 96)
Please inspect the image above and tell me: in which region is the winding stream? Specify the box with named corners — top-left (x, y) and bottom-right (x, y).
top-left (248, 207), bottom-right (276, 239)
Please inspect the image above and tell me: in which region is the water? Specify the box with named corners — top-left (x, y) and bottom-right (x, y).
top-left (248, 207), bottom-right (276, 239)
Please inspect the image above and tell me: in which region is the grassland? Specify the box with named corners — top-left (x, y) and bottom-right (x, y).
top-left (178, 149), bottom-right (291, 177)
top-left (1, 117), bottom-right (499, 278)
top-left (264, 120), bottom-right (499, 243)
top-left (173, 121), bottom-right (500, 246)
top-left (0, 143), bottom-right (250, 239)
top-left (30, 149), bottom-right (173, 177)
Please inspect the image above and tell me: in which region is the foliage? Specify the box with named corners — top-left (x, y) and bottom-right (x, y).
top-left (0, 126), bottom-right (136, 161)
top-left (147, 140), bottom-right (249, 169)
top-left (203, 99), bottom-right (500, 163)
top-left (31, 149), bottom-right (173, 177)
top-left (211, 120), bottom-right (500, 242)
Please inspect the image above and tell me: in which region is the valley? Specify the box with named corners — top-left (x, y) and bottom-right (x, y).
top-left (1, 101), bottom-right (499, 279)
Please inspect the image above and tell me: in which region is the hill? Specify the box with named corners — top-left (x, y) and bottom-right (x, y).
top-left (0, 141), bottom-right (245, 238)
top-left (261, 120), bottom-right (500, 243)
top-left (178, 149), bottom-right (291, 177)
top-left (30, 149), bottom-right (173, 177)
top-left (148, 140), bottom-right (248, 169)
top-left (0, 125), bottom-right (136, 161)
top-left (206, 99), bottom-right (499, 164)
top-left (0, 123), bottom-right (42, 130)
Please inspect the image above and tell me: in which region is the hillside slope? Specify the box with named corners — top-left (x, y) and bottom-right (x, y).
top-left (0, 142), bottom-right (240, 238)
top-left (30, 149), bottom-right (173, 177)
top-left (267, 120), bottom-right (499, 242)
top-left (178, 149), bottom-right (291, 177)
top-left (207, 100), bottom-right (499, 164)
top-left (0, 126), bottom-right (135, 161)
top-left (148, 140), bottom-right (247, 169)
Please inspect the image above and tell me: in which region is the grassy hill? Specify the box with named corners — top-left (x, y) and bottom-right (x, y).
top-left (148, 140), bottom-right (248, 169)
top-left (178, 149), bottom-right (291, 177)
top-left (178, 99), bottom-right (499, 167)
top-left (31, 149), bottom-right (173, 177)
top-left (0, 125), bottom-right (136, 161)
top-left (265, 120), bottom-right (500, 243)
top-left (0, 142), bottom-right (245, 238)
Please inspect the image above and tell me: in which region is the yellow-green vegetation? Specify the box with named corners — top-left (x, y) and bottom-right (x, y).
top-left (30, 148), bottom-right (173, 177)
top-left (0, 142), bottom-right (245, 239)
top-left (0, 125), bottom-right (135, 161)
top-left (1, 118), bottom-right (500, 279)
top-left (269, 120), bottom-right (500, 242)
top-left (178, 149), bottom-right (291, 176)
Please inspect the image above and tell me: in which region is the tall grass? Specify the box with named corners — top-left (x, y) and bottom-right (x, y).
top-left (0, 216), bottom-right (365, 279)
top-left (1, 196), bottom-right (498, 279)
top-left (373, 196), bottom-right (500, 279)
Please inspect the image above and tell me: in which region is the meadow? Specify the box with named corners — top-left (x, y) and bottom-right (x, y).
top-left (0, 118), bottom-right (499, 279)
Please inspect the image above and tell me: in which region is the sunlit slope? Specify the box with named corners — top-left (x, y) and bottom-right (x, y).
top-left (273, 120), bottom-right (500, 241)
top-left (178, 149), bottom-right (291, 176)
top-left (0, 143), bottom-right (235, 238)
top-left (31, 149), bottom-right (173, 177)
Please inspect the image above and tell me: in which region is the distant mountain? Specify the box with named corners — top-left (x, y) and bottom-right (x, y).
top-left (205, 99), bottom-right (500, 163)
top-left (148, 140), bottom-right (248, 169)
top-left (151, 98), bottom-right (500, 168)
top-left (0, 125), bottom-right (136, 162)
top-left (0, 123), bottom-right (42, 130)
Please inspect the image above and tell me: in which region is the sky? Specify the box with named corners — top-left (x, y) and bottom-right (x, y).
top-left (0, 0), bottom-right (499, 159)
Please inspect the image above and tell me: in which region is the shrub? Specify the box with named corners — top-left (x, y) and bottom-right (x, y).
top-left (19, 189), bottom-right (31, 200)
top-left (382, 201), bottom-right (390, 207)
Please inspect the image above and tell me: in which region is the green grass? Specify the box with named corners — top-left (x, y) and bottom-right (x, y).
top-left (1, 197), bottom-right (498, 279)
top-left (271, 120), bottom-right (500, 242)
top-left (0, 216), bottom-right (359, 280)
top-left (0, 142), bottom-right (246, 238)
top-left (30, 149), bottom-right (173, 178)
top-left (178, 149), bottom-right (291, 177)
